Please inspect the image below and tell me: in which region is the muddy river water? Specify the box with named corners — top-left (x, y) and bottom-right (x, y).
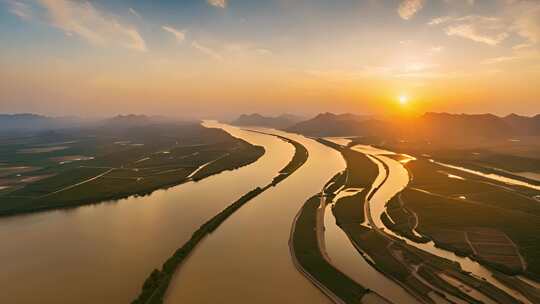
top-left (0, 122), bottom-right (292, 304)
top-left (164, 127), bottom-right (345, 303)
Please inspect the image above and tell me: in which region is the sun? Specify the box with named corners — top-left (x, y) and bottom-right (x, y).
top-left (398, 95), bottom-right (409, 105)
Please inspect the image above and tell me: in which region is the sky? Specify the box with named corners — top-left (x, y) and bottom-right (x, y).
top-left (0, 0), bottom-right (539, 118)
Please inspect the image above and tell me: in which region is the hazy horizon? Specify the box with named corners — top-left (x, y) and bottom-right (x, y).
top-left (1, 110), bottom-right (539, 123)
top-left (1, 0), bottom-right (539, 117)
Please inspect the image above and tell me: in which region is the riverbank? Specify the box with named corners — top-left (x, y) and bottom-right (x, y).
top-left (290, 194), bottom-right (369, 304)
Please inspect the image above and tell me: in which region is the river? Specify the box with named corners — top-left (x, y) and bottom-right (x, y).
top-left (164, 128), bottom-right (345, 303)
top-left (323, 199), bottom-right (420, 304)
top-left (0, 122), bottom-right (292, 304)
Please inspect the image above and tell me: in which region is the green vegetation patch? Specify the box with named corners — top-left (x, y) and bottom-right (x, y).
top-left (410, 161), bottom-right (539, 212)
top-left (292, 195), bottom-right (368, 303)
top-left (191, 144), bottom-right (264, 181)
top-left (279, 139), bottom-right (308, 174)
top-left (0, 124), bottom-right (266, 216)
top-left (323, 171), bottom-right (347, 195)
top-left (316, 138), bottom-right (378, 188)
top-left (333, 191), bottom-right (368, 226)
top-left (382, 195), bottom-right (430, 243)
top-left (6, 167), bottom-right (108, 198)
top-left (271, 136), bottom-right (308, 185)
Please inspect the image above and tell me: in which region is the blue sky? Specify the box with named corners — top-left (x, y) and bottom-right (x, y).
top-left (0, 0), bottom-right (539, 117)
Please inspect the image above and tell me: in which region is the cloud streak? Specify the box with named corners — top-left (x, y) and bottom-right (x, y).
top-left (129, 8), bottom-right (141, 19)
top-left (445, 24), bottom-right (508, 45)
top-left (8, 1), bottom-right (33, 20)
top-left (430, 15), bottom-right (509, 45)
top-left (430, 2), bottom-right (540, 47)
top-left (192, 41), bottom-right (223, 60)
top-left (162, 26), bottom-right (186, 43)
top-left (10, 0), bottom-right (147, 52)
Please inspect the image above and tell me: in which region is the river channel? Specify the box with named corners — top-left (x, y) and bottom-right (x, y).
top-left (0, 122), bottom-right (292, 304)
top-left (164, 127), bottom-right (345, 303)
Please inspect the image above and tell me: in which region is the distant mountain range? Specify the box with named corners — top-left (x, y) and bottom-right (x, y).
top-left (403, 112), bottom-right (514, 140)
top-left (231, 113), bottom-right (304, 129)
top-left (503, 113), bottom-right (540, 135)
top-left (0, 114), bottom-right (80, 131)
top-left (285, 112), bottom-right (378, 136)
top-left (284, 112), bottom-right (540, 143)
top-left (101, 114), bottom-right (157, 128)
top-left (3, 112), bottom-right (539, 143)
top-left (0, 114), bottom-right (182, 133)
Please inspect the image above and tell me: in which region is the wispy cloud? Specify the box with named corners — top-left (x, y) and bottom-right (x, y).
top-left (430, 15), bottom-right (508, 45)
top-left (430, 2), bottom-right (540, 48)
top-left (10, 0), bottom-right (147, 52)
top-left (398, 0), bottom-right (424, 20)
top-left (129, 8), bottom-right (141, 19)
top-left (445, 24), bottom-right (508, 45)
top-left (223, 42), bottom-right (273, 57)
top-left (192, 41), bottom-right (223, 60)
top-left (512, 43), bottom-right (533, 50)
top-left (207, 0), bottom-right (227, 9)
top-left (162, 26), bottom-right (186, 43)
top-left (7, 1), bottom-right (33, 20)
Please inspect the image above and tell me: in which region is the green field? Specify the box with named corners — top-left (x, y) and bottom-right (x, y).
top-left (0, 123), bottom-right (264, 216)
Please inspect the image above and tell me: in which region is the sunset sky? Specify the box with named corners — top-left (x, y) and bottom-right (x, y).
top-left (1, 0), bottom-right (539, 118)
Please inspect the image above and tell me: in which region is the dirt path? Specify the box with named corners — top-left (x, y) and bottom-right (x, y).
top-left (39, 168), bottom-right (114, 198)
